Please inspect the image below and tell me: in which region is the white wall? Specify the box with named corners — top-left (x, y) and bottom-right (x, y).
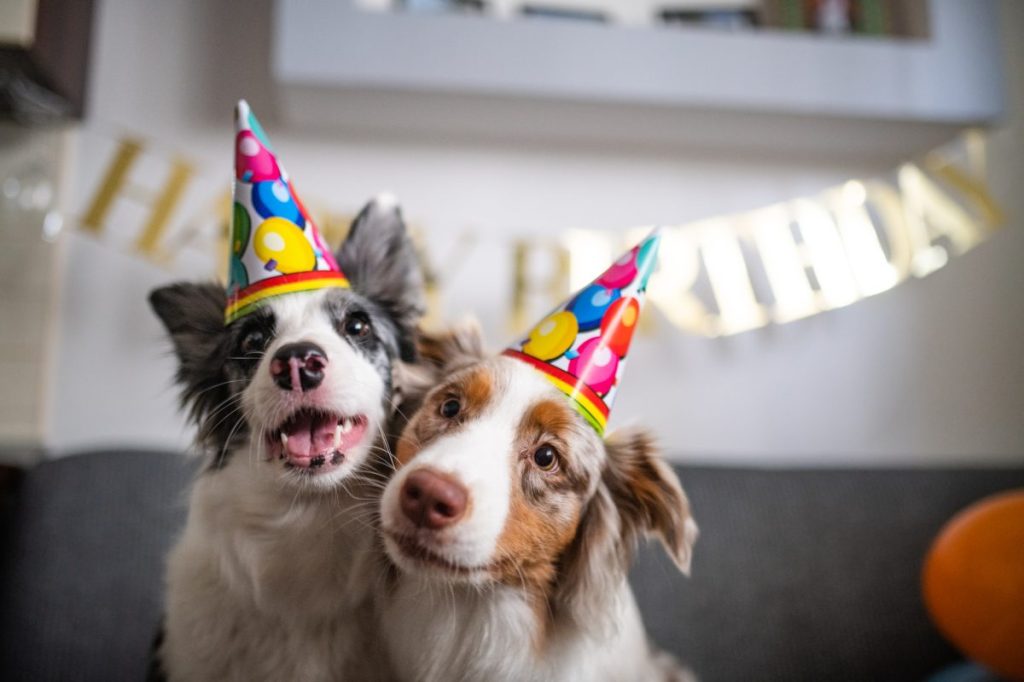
top-left (46, 0), bottom-right (1023, 465)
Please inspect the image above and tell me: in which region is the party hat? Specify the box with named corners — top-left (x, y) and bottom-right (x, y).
top-left (502, 230), bottom-right (660, 435)
top-left (225, 100), bottom-right (349, 324)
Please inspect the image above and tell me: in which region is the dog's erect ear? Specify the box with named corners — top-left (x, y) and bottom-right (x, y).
top-left (149, 282), bottom-right (234, 447)
top-left (604, 426), bottom-right (698, 574)
top-left (336, 196), bottom-right (425, 362)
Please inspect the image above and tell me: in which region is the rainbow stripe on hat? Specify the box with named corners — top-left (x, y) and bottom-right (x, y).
top-left (225, 100), bottom-right (349, 324)
top-left (225, 271), bottom-right (350, 322)
top-left (503, 230), bottom-right (660, 436)
top-left (502, 349), bottom-right (611, 433)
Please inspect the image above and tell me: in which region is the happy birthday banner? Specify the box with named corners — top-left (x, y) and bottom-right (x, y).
top-left (75, 130), bottom-right (1004, 337)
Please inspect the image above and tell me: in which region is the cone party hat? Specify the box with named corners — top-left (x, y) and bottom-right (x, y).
top-left (503, 230), bottom-right (660, 435)
top-left (225, 100), bottom-right (349, 324)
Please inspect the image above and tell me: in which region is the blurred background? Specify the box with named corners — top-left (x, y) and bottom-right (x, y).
top-left (0, 0), bottom-right (1021, 467)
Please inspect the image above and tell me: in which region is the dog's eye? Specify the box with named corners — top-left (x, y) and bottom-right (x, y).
top-left (343, 313), bottom-right (371, 338)
top-left (532, 445), bottom-right (559, 472)
top-left (240, 329), bottom-right (267, 355)
top-left (440, 398), bottom-right (461, 419)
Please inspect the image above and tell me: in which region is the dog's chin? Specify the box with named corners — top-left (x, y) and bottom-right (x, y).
top-left (382, 529), bottom-right (495, 585)
top-left (257, 407), bottom-right (376, 490)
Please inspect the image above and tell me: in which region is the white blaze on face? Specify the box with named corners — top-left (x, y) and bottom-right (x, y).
top-left (381, 361), bottom-right (559, 571)
top-left (241, 290), bottom-right (387, 482)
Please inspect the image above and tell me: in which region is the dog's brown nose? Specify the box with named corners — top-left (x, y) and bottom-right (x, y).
top-left (400, 469), bottom-right (468, 530)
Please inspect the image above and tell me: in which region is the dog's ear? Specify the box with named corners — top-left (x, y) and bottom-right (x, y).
top-left (555, 482), bottom-right (627, 634)
top-left (149, 282), bottom-right (235, 448)
top-left (415, 318), bottom-right (486, 371)
top-left (388, 320), bottom-right (487, 445)
top-left (336, 195), bottom-right (425, 362)
top-left (603, 426), bottom-right (698, 574)
top-left (556, 427), bottom-right (697, 632)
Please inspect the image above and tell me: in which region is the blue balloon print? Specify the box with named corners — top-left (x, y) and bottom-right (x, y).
top-left (251, 180), bottom-right (304, 226)
top-left (568, 284), bottom-right (621, 331)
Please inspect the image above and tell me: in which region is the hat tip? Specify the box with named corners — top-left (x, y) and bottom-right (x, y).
top-left (234, 99), bottom-right (251, 129)
top-left (640, 226), bottom-right (663, 256)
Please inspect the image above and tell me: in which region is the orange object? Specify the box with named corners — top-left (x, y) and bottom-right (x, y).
top-left (922, 490), bottom-right (1024, 681)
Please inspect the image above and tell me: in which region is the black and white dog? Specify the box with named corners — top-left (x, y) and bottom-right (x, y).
top-left (147, 196), bottom-right (423, 681)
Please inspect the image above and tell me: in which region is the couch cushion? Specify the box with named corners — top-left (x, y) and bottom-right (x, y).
top-left (631, 466), bottom-right (1024, 682)
top-left (2, 451), bottom-right (1022, 681)
top-left (0, 450), bottom-right (195, 682)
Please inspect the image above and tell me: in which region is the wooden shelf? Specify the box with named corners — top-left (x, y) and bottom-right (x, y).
top-left (272, 0), bottom-right (1004, 161)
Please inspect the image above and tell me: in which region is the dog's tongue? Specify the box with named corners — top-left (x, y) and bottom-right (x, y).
top-left (283, 412), bottom-right (337, 463)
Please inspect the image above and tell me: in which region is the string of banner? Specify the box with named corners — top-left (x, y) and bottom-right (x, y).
top-left (75, 129), bottom-right (1004, 338)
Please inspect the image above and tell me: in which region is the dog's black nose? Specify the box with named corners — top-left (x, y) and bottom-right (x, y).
top-left (270, 342), bottom-right (327, 392)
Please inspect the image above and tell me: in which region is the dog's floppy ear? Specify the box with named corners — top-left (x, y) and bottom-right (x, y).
top-left (555, 482), bottom-right (627, 634)
top-left (604, 426), bottom-right (698, 574)
top-left (149, 282), bottom-right (234, 448)
top-left (556, 426), bottom-right (697, 633)
top-left (336, 195), bottom-right (425, 362)
top-left (416, 318), bottom-right (486, 371)
top-left (389, 319), bottom-right (487, 445)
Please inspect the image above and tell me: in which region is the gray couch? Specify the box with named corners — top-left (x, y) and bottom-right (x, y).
top-left (1, 450), bottom-right (1022, 681)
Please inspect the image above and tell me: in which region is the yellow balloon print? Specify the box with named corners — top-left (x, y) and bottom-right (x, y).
top-left (523, 311), bottom-right (579, 361)
top-left (254, 217), bottom-right (316, 274)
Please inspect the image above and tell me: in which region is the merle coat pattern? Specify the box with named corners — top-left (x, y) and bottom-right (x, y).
top-left (147, 197), bottom-right (423, 682)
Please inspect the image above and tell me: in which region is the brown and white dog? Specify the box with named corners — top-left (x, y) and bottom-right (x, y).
top-left (147, 197), bottom-right (422, 682)
top-left (377, 325), bottom-right (699, 682)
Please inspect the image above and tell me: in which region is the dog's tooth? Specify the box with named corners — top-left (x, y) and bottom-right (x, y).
top-left (339, 418), bottom-right (352, 434)
top-left (334, 424), bottom-right (343, 447)
top-left (280, 432), bottom-right (289, 447)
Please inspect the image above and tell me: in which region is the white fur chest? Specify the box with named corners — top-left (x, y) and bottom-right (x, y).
top-left (382, 579), bottom-right (536, 682)
top-left (161, 456), bottom-right (385, 682)
top-left (381, 577), bottom-right (654, 682)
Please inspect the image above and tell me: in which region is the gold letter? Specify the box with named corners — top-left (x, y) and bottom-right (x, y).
top-left (698, 219), bottom-right (768, 336)
top-left (791, 198), bottom-right (860, 310)
top-left (80, 137), bottom-right (195, 260)
top-left (509, 239), bottom-right (571, 334)
top-left (829, 181), bottom-right (903, 297)
top-left (899, 163), bottom-right (988, 278)
top-left (748, 203), bottom-right (820, 323)
top-left (645, 226), bottom-right (712, 336)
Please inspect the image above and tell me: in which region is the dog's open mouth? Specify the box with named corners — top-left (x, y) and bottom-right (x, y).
top-left (265, 409), bottom-right (368, 474)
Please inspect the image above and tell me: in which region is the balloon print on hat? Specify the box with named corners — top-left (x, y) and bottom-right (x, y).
top-left (569, 338), bottom-right (619, 396)
top-left (235, 130), bottom-right (279, 183)
top-left (600, 296), bottom-right (640, 357)
top-left (524, 311), bottom-right (579, 361)
top-left (502, 229), bottom-right (662, 435)
top-left (254, 217), bottom-right (316, 274)
top-left (224, 100), bottom-right (350, 324)
top-left (252, 179), bottom-right (305, 226)
top-left (568, 284), bottom-right (621, 331)
top-left (228, 202), bottom-right (251, 294)
top-left (596, 248), bottom-right (639, 289)
top-left (635, 237), bottom-right (658, 290)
